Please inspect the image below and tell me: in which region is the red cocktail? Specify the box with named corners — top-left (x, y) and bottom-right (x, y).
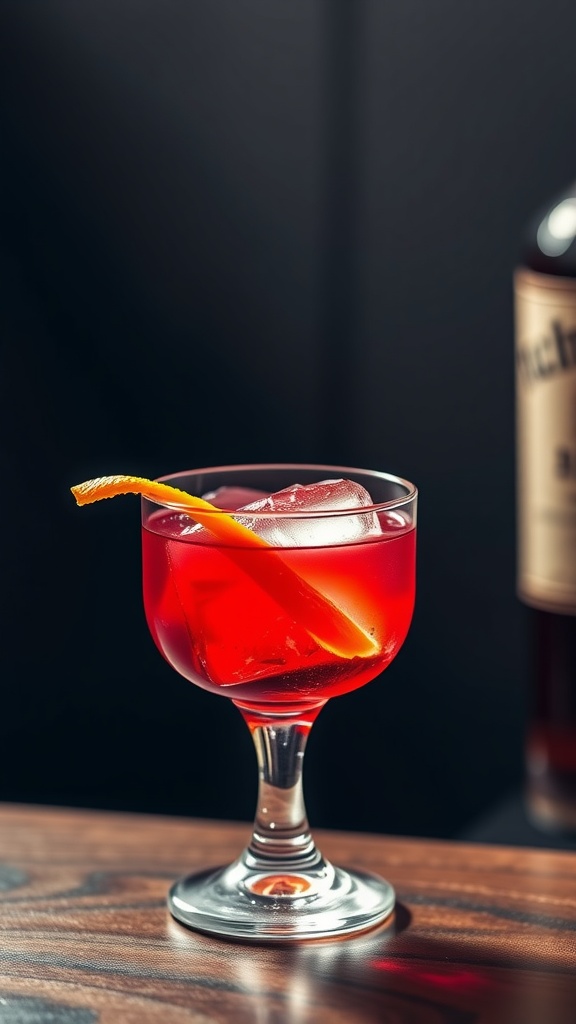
top-left (72, 463), bottom-right (417, 941)
top-left (143, 504), bottom-right (415, 714)
top-left (140, 465), bottom-right (417, 940)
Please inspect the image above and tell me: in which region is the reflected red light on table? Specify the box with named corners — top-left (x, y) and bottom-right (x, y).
top-left (371, 958), bottom-right (494, 992)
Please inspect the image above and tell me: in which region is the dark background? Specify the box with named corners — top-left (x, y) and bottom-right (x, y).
top-left (1, 0), bottom-right (574, 841)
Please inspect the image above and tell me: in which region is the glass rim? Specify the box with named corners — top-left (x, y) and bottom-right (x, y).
top-left (146, 463), bottom-right (418, 519)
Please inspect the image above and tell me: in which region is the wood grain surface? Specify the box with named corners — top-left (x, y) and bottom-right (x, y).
top-left (0, 803), bottom-right (573, 1022)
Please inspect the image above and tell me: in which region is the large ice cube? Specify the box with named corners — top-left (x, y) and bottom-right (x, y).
top-left (202, 486), bottom-right (269, 510)
top-left (218, 478), bottom-right (382, 547)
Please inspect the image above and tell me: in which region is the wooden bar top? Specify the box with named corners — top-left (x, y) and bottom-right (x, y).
top-left (0, 803), bottom-right (574, 1022)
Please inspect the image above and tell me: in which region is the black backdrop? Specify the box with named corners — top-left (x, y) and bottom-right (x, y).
top-left (1, 0), bottom-right (575, 839)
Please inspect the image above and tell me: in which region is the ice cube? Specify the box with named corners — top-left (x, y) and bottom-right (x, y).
top-left (182, 478), bottom-right (382, 545)
top-left (177, 486), bottom-right (269, 536)
top-left (202, 486), bottom-right (269, 510)
top-left (233, 478), bottom-right (382, 547)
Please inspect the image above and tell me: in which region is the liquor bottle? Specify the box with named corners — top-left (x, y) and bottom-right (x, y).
top-left (515, 181), bottom-right (576, 834)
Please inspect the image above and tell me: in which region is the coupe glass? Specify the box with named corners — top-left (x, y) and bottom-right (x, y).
top-left (141, 464), bottom-right (417, 940)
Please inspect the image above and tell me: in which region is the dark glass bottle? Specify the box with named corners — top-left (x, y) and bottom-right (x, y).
top-left (515, 181), bottom-right (576, 834)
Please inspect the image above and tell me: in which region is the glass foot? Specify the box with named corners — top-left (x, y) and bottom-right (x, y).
top-left (168, 852), bottom-right (395, 941)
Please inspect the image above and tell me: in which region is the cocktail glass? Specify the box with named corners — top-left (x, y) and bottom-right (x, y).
top-left (141, 463), bottom-right (417, 941)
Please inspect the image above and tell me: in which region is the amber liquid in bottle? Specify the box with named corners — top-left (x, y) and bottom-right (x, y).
top-left (526, 610), bottom-right (576, 831)
top-left (515, 181), bottom-right (576, 833)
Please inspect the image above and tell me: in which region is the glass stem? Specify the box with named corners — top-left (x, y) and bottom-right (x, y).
top-left (240, 711), bottom-right (325, 872)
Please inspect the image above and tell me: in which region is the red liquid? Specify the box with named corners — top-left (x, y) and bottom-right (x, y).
top-left (142, 510), bottom-right (416, 714)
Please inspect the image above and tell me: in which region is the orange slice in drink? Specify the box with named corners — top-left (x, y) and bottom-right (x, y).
top-left (71, 475), bottom-right (380, 660)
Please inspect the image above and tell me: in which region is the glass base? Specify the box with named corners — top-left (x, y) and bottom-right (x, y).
top-left (168, 850), bottom-right (395, 941)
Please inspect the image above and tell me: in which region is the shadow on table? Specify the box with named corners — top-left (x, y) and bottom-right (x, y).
top-left (167, 902), bottom-right (576, 1024)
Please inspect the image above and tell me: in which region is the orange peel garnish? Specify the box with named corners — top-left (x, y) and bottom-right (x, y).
top-left (71, 474), bottom-right (380, 660)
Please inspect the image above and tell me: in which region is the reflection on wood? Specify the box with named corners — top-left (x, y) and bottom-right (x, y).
top-left (0, 805), bottom-right (573, 1022)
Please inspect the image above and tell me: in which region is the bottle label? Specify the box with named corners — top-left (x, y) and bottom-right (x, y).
top-left (515, 268), bottom-right (576, 613)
